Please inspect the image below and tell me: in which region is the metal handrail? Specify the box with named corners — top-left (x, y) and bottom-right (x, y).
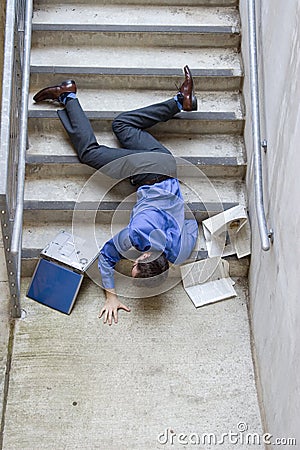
top-left (11, 0), bottom-right (33, 256)
top-left (0, 0), bottom-right (32, 317)
top-left (0, 0), bottom-right (16, 200)
top-left (247, 0), bottom-right (273, 251)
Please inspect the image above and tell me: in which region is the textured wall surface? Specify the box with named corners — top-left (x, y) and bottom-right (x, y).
top-left (240, 0), bottom-right (300, 444)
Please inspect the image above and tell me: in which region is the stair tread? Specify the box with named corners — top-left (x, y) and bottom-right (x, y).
top-left (25, 154), bottom-right (246, 177)
top-left (21, 253), bottom-right (248, 278)
top-left (23, 199), bottom-right (242, 209)
top-left (29, 90), bottom-right (243, 117)
top-left (27, 132), bottom-right (245, 161)
top-left (28, 112), bottom-right (244, 136)
top-left (30, 66), bottom-right (242, 77)
top-left (34, 0), bottom-right (238, 6)
top-left (31, 47), bottom-right (241, 70)
top-left (33, 5), bottom-right (240, 27)
top-left (33, 24), bottom-right (238, 34)
top-left (29, 110), bottom-right (241, 122)
top-left (22, 222), bottom-right (250, 277)
top-left (26, 154), bottom-right (244, 167)
top-left (24, 174), bottom-right (246, 204)
top-left (22, 224), bottom-right (249, 264)
top-left (31, 28), bottom-right (240, 49)
top-left (22, 221), bottom-right (205, 252)
top-left (21, 244), bottom-right (249, 282)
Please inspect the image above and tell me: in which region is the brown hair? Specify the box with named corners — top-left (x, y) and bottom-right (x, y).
top-left (133, 252), bottom-right (169, 287)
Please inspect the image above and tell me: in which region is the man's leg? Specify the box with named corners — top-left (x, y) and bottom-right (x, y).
top-left (112, 64), bottom-right (198, 151)
top-left (33, 68), bottom-right (196, 179)
top-left (57, 98), bottom-right (179, 181)
top-left (57, 98), bottom-right (153, 174)
top-left (111, 98), bottom-right (181, 185)
top-left (112, 98), bottom-right (180, 154)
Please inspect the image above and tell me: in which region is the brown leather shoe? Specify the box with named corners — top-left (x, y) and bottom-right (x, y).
top-left (33, 80), bottom-right (77, 102)
top-left (178, 65), bottom-right (197, 111)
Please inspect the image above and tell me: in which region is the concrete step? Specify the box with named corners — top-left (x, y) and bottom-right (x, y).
top-left (27, 107), bottom-right (246, 177)
top-left (33, 4), bottom-right (240, 28)
top-left (29, 113), bottom-right (244, 135)
top-left (21, 221), bottom-right (207, 278)
top-left (21, 220), bottom-right (249, 278)
top-left (22, 198), bottom-right (244, 226)
top-left (28, 125), bottom-right (245, 157)
top-left (31, 46), bottom-right (241, 71)
top-left (30, 69), bottom-right (243, 92)
top-left (21, 249), bottom-right (249, 279)
top-left (25, 154), bottom-right (246, 179)
top-left (22, 221), bottom-right (207, 254)
top-left (31, 25), bottom-right (240, 49)
top-left (34, 0), bottom-right (239, 7)
top-left (28, 112), bottom-right (244, 135)
top-left (23, 172), bottom-right (246, 230)
top-left (29, 89), bottom-right (243, 115)
top-left (24, 171), bottom-right (246, 203)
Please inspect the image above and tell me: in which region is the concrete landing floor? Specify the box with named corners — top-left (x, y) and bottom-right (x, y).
top-left (1, 277), bottom-right (263, 450)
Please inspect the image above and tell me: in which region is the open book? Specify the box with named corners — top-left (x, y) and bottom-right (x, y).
top-left (202, 204), bottom-right (251, 259)
top-left (180, 257), bottom-right (237, 308)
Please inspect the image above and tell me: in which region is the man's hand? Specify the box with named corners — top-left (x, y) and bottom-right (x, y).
top-left (99, 290), bottom-right (131, 325)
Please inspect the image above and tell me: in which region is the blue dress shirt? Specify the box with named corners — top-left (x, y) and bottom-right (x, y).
top-left (98, 178), bottom-right (198, 289)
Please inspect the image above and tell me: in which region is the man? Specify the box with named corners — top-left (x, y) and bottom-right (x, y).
top-left (33, 65), bottom-right (199, 325)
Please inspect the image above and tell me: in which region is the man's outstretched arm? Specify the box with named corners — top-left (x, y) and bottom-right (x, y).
top-left (98, 228), bottom-right (133, 324)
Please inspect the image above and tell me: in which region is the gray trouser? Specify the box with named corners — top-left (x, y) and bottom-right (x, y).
top-left (57, 98), bottom-right (180, 186)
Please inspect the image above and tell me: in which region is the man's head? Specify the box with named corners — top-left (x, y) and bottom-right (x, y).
top-left (131, 252), bottom-right (169, 287)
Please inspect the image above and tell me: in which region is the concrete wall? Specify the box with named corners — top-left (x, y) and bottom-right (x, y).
top-left (240, 0), bottom-right (300, 445)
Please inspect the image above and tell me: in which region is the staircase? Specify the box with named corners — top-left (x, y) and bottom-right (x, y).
top-left (1, 0), bottom-right (264, 448)
top-left (23, 0), bottom-right (247, 278)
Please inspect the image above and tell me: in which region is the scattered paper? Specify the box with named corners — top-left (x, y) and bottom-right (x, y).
top-left (180, 257), bottom-right (237, 308)
top-left (202, 204), bottom-right (251, 259)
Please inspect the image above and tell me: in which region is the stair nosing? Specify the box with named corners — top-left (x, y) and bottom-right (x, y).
top-left (28, 110), bottom-right (242, 121)
top-left (30, 66), bottom-right (242, 77)
top-left (32, 24), bottom-right (240, 35)
top-left (25, 154), bottom-right (242, 167)
top-left (21, 248), bottom-right (248, 266)
top-left (21, 247), bottom-right (209, 259)
top-left (23, 200), bottom-right (240, 211)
